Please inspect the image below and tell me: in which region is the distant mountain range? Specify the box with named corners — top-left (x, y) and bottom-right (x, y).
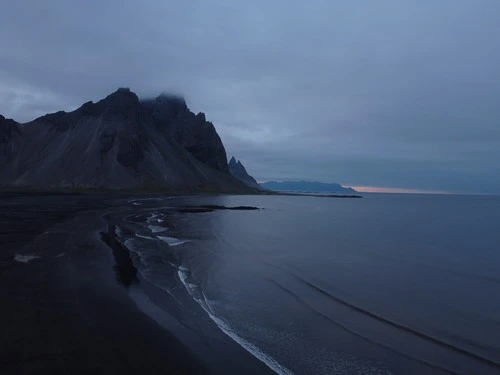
top-left (0, 88), bottom-right (254, 192)
top-left (228, 157), bottom-right (262, 189)
top-left (260, 180), bottom-right (357, 194)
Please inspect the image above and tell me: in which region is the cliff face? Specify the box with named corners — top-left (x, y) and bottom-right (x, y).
top-left (228, 156), bottom-right (261, 189)
top-left (0, 115), bottom-right (22, 168)
top-left (0, 88), bottom-right (249, 192)
top-left (142, 94), bottom-right (229, 174)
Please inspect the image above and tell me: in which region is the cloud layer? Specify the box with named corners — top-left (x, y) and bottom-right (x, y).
top-left (1, 0), bottom-right (499, 193)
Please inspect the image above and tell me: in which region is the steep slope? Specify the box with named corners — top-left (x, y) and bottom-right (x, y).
top-left (228, 157), bottom-right (261, 189)
top-left (0, 88), bottom-right (250, 192)
top-left (260, 180), bottom-right (357, 194)
top-left (143, 94), bottom-right (229, 173)
top-left (0, 115), bottom-right (22, 169)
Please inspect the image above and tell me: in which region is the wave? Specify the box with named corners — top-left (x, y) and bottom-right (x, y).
top-left (267, 278), bottom-right (454, 373)
top-left (120, 216), bottom-right (290, 374)
top-left (178, 269), bottom-right (294, 375)
top-left (269, 264), bottom-right (500, 370)
top-left (135, 233), bottom-right (156, 240)
top-left (148, 225), bottom-right (165, 233)
top-left (157, 236), bottom-right (188, 247)
top-left (146, 213), bottom-right (164, 222)
top-left (115, 226), bottom-right (124, 237)
top-left (146, 213), bottom-right (167, 234)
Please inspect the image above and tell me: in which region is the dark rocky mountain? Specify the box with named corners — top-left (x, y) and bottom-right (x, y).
top-left (228, 157), bottom-right (261, 189)
top-left (260, 180), bottom-right (357, 194)
top-left (0, 88), bottom-right (252, 192)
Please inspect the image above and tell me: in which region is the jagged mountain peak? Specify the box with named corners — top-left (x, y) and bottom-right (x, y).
top-left (0, 88), bottom-right (252, 192)
top-left (111, 87), bottom-right (135, 96)
top-left (155, 93), bottom-right (187, 106)
top-left (0, 115), bottom-right (18, 127)
top-left (229, 156), bottom-right (246, 168)
top-left (95, 87), bottom-right (140, 109)
top-left (195, 112), bottom-right (206, 122)
top-left (228, 156), bottom-right (261, 189)
top-left (153, 94), bottom-right (188, 116)
top-left (99, 88), bottom-right (140, 118)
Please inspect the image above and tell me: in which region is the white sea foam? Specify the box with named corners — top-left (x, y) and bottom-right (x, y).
top-left (158, 236), bottom-right (188, 247)
top-left (146, 213), bottom-right (165, 224)
top-left (135, 233), bottom-right (156, 240)
top-left (14, 254), bottom-right (41, 263)
top-left (148, 225), bottom-right (165, 233)
top-left (177, 269), bottom-right (293, 375)
top-left (122, 238), bottom-right (185, 306)
top-left (115, 226), bottom-right (124, 237)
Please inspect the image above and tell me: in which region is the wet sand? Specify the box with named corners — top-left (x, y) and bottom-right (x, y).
top-left (0, 193), bottom-right (273, 375)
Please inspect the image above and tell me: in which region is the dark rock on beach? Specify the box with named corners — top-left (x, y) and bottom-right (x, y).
top-left (174, 204), bottom-right (261, 213)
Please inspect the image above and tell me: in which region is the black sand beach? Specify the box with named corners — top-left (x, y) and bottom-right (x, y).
top-left (4, 192), bottom-right (499, 375)
top-left (0, 193), bottom-right (273, 375)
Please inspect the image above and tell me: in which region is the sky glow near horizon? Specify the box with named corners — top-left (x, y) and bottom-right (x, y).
top-left (0, 1), bottom-right (499, 194)
top-left (350, 186), bottom-right (455, 195)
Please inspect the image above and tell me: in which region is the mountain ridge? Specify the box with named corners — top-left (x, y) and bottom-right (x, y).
top-left (0, 88), bottom-right (252, 192)
top-left (260, 180), bottom-right (356, 194)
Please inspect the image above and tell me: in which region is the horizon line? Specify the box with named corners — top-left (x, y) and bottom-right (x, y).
top-left (349, 185), bottom-right (459, 195)
top-left (255, 180), bottom-right (498, 195)
top-left (257, 180), bottom-right (461, 195)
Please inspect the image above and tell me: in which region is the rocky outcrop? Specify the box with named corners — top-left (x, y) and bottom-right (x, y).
top-left (228, 156), bottom-right (261, 189)
top-left (0, 115), bottom-right (22, 168)
top-left (0, 88), bottom-right (251, 192)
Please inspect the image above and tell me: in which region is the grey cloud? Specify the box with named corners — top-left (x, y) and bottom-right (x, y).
top-left (1, 0), bottom-right (499, 193)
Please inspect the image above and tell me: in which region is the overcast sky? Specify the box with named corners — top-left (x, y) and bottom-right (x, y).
top-left (1, 1), bottom-right (499, 193)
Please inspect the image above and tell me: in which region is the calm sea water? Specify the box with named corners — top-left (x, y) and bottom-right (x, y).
top-left (119, 193), bottom-right (500, 374)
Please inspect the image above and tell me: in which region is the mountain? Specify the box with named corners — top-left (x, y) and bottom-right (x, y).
top-left (228, 157), bottom-right (261, 189)
top-left (0, 88), bottom-right (252, 192)
top-left (260, 180), bottom-right (357, 194)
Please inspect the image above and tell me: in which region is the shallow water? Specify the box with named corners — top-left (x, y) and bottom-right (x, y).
top-left (117, 193), bottom-right (500, 374)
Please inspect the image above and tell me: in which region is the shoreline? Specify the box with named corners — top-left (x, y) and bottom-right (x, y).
top-left (0, 193), bottom-right (274, 375)
top-left (0, 187), bottom-right (362, 198)
top-left (274, 192), bottom-right (363, 198)
top-left (102, 208), bottom-right (277, 375)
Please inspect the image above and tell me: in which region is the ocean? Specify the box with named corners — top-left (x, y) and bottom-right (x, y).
top-left (114, 193), bottom-right (500, 374)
